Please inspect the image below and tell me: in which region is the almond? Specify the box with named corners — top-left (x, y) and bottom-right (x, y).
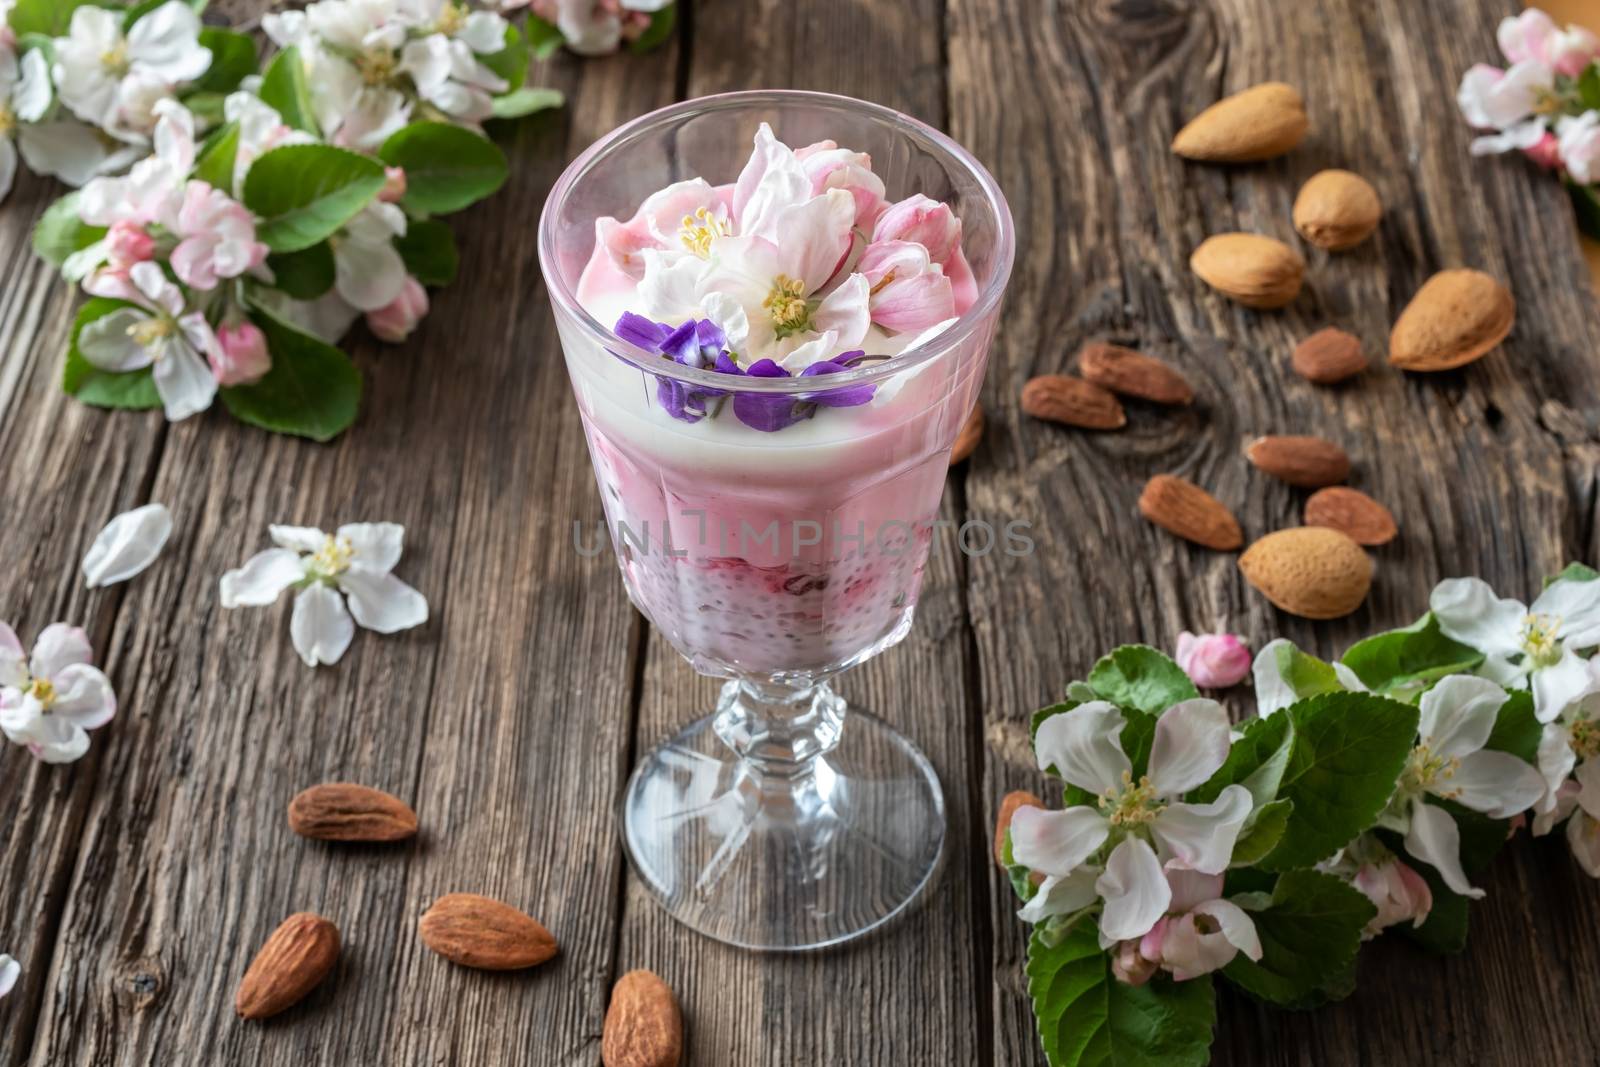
top-left (288, 783), bottom-right (418, 843)
top-left (1190, 234), bottom-right (1304, 309)
top-left (1138, 475), bottom-right (1244, 551)
top-left (950, 405), bottom-right (984, 465)
top-left (1293, 170), bottom-right (1382, 251)
top-left (1238, 526), bottom-right (1372, 619)
top-left (418, 893), bottom-right (558, 970)
top-left (236, 913), bottom-right (340, 1020)
top-left (1304, 486), bottom-right (1398, 546)
top-left (994, 790), bottom-right (1043, 870)
top-left (1077, 342), bottom-right (1194, 406)
top-left (1171, 82), bottom-right (1309, 162)
top-left (1246, 435), bottom-right (1350, 488)
top-left (1292, 327), bottom-right (1366, 384)
top-left (602, 970), bottom-right (683, 1067)
top-left (1389, 269), bottom-right (1514, 372)
top-left (1021, 375), bottom-right (1125, 430)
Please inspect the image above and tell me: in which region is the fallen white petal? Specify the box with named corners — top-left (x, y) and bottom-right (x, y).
top-left (0, 954), bottom-right (17, 998)
top-left (83, 503), bottom-right (173, 588)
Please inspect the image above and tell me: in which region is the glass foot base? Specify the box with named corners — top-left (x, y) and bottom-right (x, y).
top-left (620, 692), bottom-right (946, 952)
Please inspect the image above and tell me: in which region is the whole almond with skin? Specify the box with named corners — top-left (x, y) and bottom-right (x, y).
top-left (1246, 435), bottom-right (1350, 488)
top-left (1138, 475), bottom-right (1244, 551)
top-left (418, 894), bottom-right (558, 970)
top-left (1238, 526), bottom-right (1372, 619)
top-left (1077, 342), bottom-right (1194, 406)
top-left (1021, 375), bottom-right (1125, 429)
top-left (288, 783), bottom-right (418, 842)
top-left (1293, 170), bottom-right (1382, 250)
top-left (236, 913), bottom-right (340, 1020)
top-left (950, 405), bottom-right (984, 465)
top-left (1389, 269), bottom-right (1515, 371)
top-left (1172, 82), bottom-right (1309, 162)
top-left (602, 970), bottom-right (683, 1067)
top-left (1292, 327), bottom-right (1367, 384)
top-left (1304, 486), bottom-right (1398, 546)
top-left (1190, 234), bottom-right (1305, 309)
top-left (994, 790), bottom-right (1043, 870)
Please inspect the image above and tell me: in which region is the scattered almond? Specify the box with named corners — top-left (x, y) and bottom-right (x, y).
top-left (1238, 526), bottom-right (1373, 619)
top-left (1245, 435), bottom-right (1350, 488)
top-left (1293, 170), bottom-right (1382, 251)
top-left (1190, 234), bottom-right (1304, 309)
top-left (1171, 82), bottom-right (1309, 162)
top-left (994, 790), bottom-right (1043, 870)
top-left (1292, 327), bottom-right (1367, 384)
top-left (1021, 375), bottom-right (1125, 430)
top-left (1304, 487), bottom-right (1398, 546)
top-left (602, 970), bottom-right (683, 1067)
top-left (1077, 342), bottom-right (1194, 406)
top-left (418, 893), bottom-right (558, 971)
top-left (236, 913), bottom-right (340, 1021)
top-left (950, 405), bottom-right (984, 465)
top-left (288, 783), bottom-right (418, 843)
top-left (1138, 475), bottom-right (1244, 551)
top-left (1389, 269), bottom-right (1515, 372)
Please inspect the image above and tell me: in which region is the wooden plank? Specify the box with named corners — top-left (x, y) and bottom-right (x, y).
top-left (611, 1), bottom-right (992, 1063)
top-left (10, 42), bottom-right (678, 1067)
top-left (946, 0), bottom-right (1600, 1062)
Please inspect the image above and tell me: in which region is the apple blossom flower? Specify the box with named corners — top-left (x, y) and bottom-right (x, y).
top-left (366, 276), bottom-right (429, 342)
top-left (68, 99), bottom-right (195, 281)
top-left (872, 193), bottom-right (979, 313)
top-left (106, 220), bottom-right (156, 268)
top-left (1175, 631), bottom-right (1251, 689)
top-left (1126, 869), bottom-right (1262, 981)
top-left (594, 177), bottom-right (727, 280)
top-left (263, 4), bottom-right (413, 151)
top-left (0, 622), bottom-right (116, 763)
top-left (52, 2), bottom-right (212, 138)
top-left (855, 240), bottom-right (955, 333)
top-left (794, 139), bottom-right (888, 231)
top-left (219, 523), bottom-right (429, 668)
top-left (1498, 8), bottom-right (1600, 77)
top-left (1353, 852), bottom-right (1433, 937)
top-left (1377, 675), bottom-right (1545, 897)
top-left (82, 503), bottom-right (172, 588)
top-left (76, 261), bottom-right (220, 422)
top-left (169, 181), bottom-right (269, 290)
top-left (399, 34), bottom-right (507, 124)
top-left (1009, 699), bottom-right (1254, 945)
top-left (1558, 110), bottom-right (1600, 183)
top-left (212, 321), bottom-right (272, 386)
top-left (1457, 61), bottom-right (1555, 132)
top-left (1533, 770), bottom-right (1600, 876)
top-left (1430, 575), bottom-right (1600, 723)
top-left (0, 954), bottom-right (16, 998)
top-left (332, 202), bottom-right (410, 311)
top-left (1534, 682), bottom-right (1600, 811)
top-left (0, 45), bottom-right (49, 201)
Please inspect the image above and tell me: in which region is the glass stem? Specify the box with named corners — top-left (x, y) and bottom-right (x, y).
top-left (713, 679), bottom-right (845, 777)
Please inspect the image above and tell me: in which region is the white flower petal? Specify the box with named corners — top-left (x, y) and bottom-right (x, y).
top-left (336, 522), bottom-right (404, 574)
top-left (1531, 577), bottom-right (1600, 649)
top-left (1165, 867), bottom-right (1225, 914)
top-left (1250, 638), bottom-right (1299, 717)
top-left (219, 549), bottom-right (304, 608)
top-left (1404, 800), bottom-right (1482, 898)
top-left (83, 503), bottom-right (172, 588)
top-left (1150, 784), bottom-right (1254, 874)
top-left (290, 584), bottom-right (355, 667)
top-left (1533, 648), bottom-right (1597, 724)
top-left (1429, 577), bottom-right (1526, 658)
top-left (1095, 837), bottom-right (1171, 943)
top-left (1576, 758), bottom-right (1600, 822)
top-left (50, 664), bottom-right (117, 730)
top-left (126, 0), bottom-right (214, 83)
top-left (337, 570), bottom-right (427, 634)
top-left (3, 701), bottom-right (91, 764)
top-left (0, 955), bottom-right (17, 998)
top-left (1016, 868), bottom-right (1100, 925)
top-left (1566, 810), bottom-right (1600, 877)
top-left (1417, 674), bottom-right (1506, 758)
top-left (1033, 701), bottom-right (1131, 795)
top-left (1448, 749), bottom-right (1545, 819)
top-left (1195, 898), bottom-right (1262, 961)
top-left (1538, 721), bottom-right (1579, 811)
top-left (150, 340), bottom-right (217, 422)
top-left (334, 230), bottom-right (408, 311)
top-left (1332, 661), bottom-right (1370, 693)
top-left (78, 309), bottom-right (157, 372)
top-left (269, 525), bottom-right (327, 553)
top-left (0, 623), bottom-right (26, 689)
top-left (30, 624), bottom-right (92, 679)
top-left (14, 50), bottom-right (52, 123)
top-left (1008, 805), bottom-right (1110, 878)
top-left (1149, 698), bottom-right (1232, 796)
top-left (0, 137), bottom-right (15, 205)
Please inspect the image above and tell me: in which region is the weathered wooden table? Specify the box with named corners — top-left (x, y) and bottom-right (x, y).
top-left (4, 0), bottom-right (1600, 1063)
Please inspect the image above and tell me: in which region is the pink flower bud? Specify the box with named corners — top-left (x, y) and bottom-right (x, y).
top-left (1353, 857), bottom-right (1433, 937)
top-left (211, 322), bottom-right (272, 387)
top-left (872, 194), bottom-right (963, 267)
top-left (1525, 130), bottom-right (1561, 170)
top-left (366, 276), bottom-right (429, 343)
top-left (106, 220), bottom-right (156, 269)
top-left (1110, 937), bottom-right (1159, 987)
top-left (379, 166), bottom-right (408, 204)
top-left (1174, 631), bottom-right (1251, 689)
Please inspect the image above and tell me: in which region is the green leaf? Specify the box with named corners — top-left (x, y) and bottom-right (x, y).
top-left (480, 23), bottom-right (529, 93)
top-left (7, 0), bottom-right (96, 37)
top-left (265, 243), bottom-right (337, 301)
top-left (1230, 798), bottom-right (1292, 866)
top-left (1002, 833), bottom-right (1039, 905)
top-left (1399, 868), bottom-right (1468, 954)
top-left (1550, 561), bottom-right (1600, 585)
top-left (1580, 65), bottom-right (1600, 111)
top-left (224, 305), bottom-right (362, 441)
top-left (523, 13), bottom-right (565, 59)
top-left (193, 28), bottom-right (257, 94)
top-left (1257, 640), bottom-right (1347, 713)
top-left (258, 46), bottom-right (320, 137)
top-left (490, 86), bottom-right (564, 120)
top-left (1192, 713), bottom-right (1291, 805)
top-left (1569, 180), bottom-right (1600, 243)
top-left (1222, 870), bottom-right (1374, 1008)
top-left (192, 121), bottom-right (240, 192)
top-left (1259, 693), bottom-right (1419, 870)
top-left (1340, 613), bottom-right (1483, 698)
top-left (33, 194), bottom-right (106, 268)
top-left (379, 122), bottom-right (509, 216)
top-left (629, 3), bottom-right (677, 53)
top-left (1086, 645), bottom-right (1199, 716)
top-left (244, 144), bottom-right (385, 253)
top-left (62, 299), bottom-right (161, 410)
top-left (395, 219), bottom-right (458, 287)
top-left (181, 89), bottom-right (226, 126)
top-left (1486, 689), bottom-right (1540, 764)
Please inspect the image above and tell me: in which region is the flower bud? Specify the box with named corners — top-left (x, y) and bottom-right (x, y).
top-left (872, 194), bottom-right (963, 266)
top-left (211, 321), bottom-right (272, 387)
top-left (1353, 857), bottom-right (1433, 938)
top-left (1175, 631), bottom-right (1251, 689)
top-left (1525, 130), bottom-right (1561, 170)
top-left (1110, 938), bottom-right (1158, 987)
top-left (106, 220), bottom-right (156, 269)
top-left (366, 276), bottom-right (429, 343)
top-left (379, 166), bottom-right (407, 204)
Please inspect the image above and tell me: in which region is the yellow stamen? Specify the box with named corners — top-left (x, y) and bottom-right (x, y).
top-left (868, 269), bottom-right (897, 297)
top-left (357, 47), bottom-right (397, 86)
top-left (128, 317), bottom-right (176, 351)
top-left (1521, 612), bottom-right (1563, 666)
top-left (1403, 743), bottom-right (1463, 800)
top-left (0, 104), bottom-right (15, 138)
top-left (435, 1), bottom-right (469, 35)
top-left (310, 535), bottom-right (355, 578)
top-left (1571, 717), bottom-right (1600, 762)
top-left (101, 41), bottom-right (130, 77)
top-left (678, 206), bottom-right (729, 258)
top-left (27, 677), bottom-right (56, 711)
top-left (1097, 770), bottom-right (1164, 828)
top-left (763, 274), bottom-right (812, 337)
